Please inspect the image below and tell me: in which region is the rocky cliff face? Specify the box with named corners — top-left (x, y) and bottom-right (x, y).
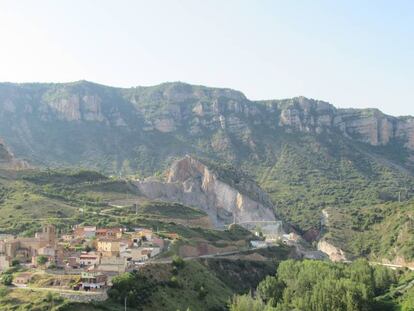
top-left (277, 97), bottom-right (414, 149)
top-left (134, 156), bottom-right (276, 227)
top-left (0, 81), bottom-right (413, 173)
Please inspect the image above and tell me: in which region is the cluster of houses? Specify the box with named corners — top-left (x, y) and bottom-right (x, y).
top-left (0, 224), bottom-right (172, 291)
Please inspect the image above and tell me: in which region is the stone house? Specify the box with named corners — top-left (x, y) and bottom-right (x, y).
top-left (79, 252), bottom-right (100, 266)
top-left (74, 226), bottom-right (96, 239)
top-left (97, 239), bottom-right (120, 257)
top-left (96, 228), bottom-right (123, 239)
top-left (14, 272), bottom-right (33, 284)
top-left (80, 270), bottom-right (107, 290)
top-left (0, 225), bottom-right (57, 263)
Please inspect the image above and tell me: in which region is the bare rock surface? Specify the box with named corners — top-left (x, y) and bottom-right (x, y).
top-left (317, 240), bottom-right (347, 262)
top-left (134, 156), bottom-right (276, 227)
top-left (0, 138), bottom-right (29, 169)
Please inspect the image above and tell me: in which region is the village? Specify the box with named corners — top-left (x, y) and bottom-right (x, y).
top-left (0, 224), bottom-right (174, 292)
top-left (0, 218), bottom-right (319, 300)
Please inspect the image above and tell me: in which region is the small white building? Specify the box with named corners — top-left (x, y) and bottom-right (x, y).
top-left (250, 240), bottom-right (268, 248)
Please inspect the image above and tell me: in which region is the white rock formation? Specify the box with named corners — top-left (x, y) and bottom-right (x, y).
top-left (134, 156), bottom-right (276, 227)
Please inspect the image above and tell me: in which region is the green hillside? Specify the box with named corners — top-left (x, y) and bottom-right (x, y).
top-left (0, 81), bottom-right (413, 264)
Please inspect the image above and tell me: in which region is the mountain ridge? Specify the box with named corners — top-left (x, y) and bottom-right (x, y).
top-left (2, 80), bottom-right (412, 117)
top-left (1, 80), bottom-right (413, 173)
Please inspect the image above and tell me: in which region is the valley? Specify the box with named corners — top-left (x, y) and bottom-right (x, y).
top-left (0, 81), bottom-right (413, 310)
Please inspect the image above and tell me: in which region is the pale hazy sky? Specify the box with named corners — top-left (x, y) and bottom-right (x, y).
top-left (1, 0), bottom-right (413, 116)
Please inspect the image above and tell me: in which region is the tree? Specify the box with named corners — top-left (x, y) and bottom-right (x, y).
top-left (108, 271), bottom-right (155, 307)
top-left (401, 288), bottom-right (414, 311)
top-left (229, 294), bottom-right (266, 311)
top-left (373, 266), bottom-right (396, 295)
top-left (37, 255), bottom-right (48, 266)
top-left (347, 259), bottom-right (375, 298)
top-left (1, 273), bottom-right (13, 285)
top-left (172, 255), bottom-right (185, 269)
top-left (256, 276), bottom-right (285, 306)
top-left (84, 245), bottom-right (92, 252)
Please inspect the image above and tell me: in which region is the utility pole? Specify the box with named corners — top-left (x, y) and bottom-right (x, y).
top-left (124, 296), bottom-right (127, 311)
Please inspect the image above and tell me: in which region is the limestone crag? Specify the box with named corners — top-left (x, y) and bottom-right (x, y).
top-left (277, 98), bottom-right (414, 149)
top-left (44, 91), bottom-right (107, 122)
top-left (1, 81), bottom-right (414, 171)
top-left (134, 156), bottom-right (276, 227)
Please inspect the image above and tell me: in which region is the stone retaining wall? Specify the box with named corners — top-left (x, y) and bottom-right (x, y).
top-left (59, 291), bottom-right (108, 303)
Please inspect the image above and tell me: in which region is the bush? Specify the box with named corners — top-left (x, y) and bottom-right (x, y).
top-left (1, 273), bottom-right (13, 285)
top-left (256, 276), bottom-right (285, 306)
top-left (228, 294), bottom-right (266, 311)
top-left (37, 255), bottom-right (48, 266)
top-left (0, 286), bottom-right (8, 297)
top-left (169, 275), bottom-right (179, 288)
top-left (197, 285), bottom-right (208, 300)
top-left (109, 271), bottom-right (155, 306)
top-left (172, 255), bottom-right (185, 269)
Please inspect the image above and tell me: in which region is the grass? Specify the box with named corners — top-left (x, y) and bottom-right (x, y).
top-left (109, 200), bottom-right (208, 220)
top-left (0, 287), bottom-right (67, 310)
top-left (138, 201), bottom-right (207, 219)
top-left (28, 273), bottom-right (80, 289)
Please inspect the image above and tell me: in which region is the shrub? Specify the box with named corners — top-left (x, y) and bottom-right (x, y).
top-left (169, 276), bottom-right (179, 288)
top-left (172, 255), bottom-right (185, 269)
top-left (37, 255), bottom-right (48, 266)
top-left (1, 273), bottom-right (13, 285)
top-left (228, 294), bottom-right (266, 311)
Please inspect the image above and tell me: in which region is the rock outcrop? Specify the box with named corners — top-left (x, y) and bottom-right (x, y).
top-left (0, 81), bottom-right (414, 173)
top-left (0, 139), bottom-right (13, 163)
top-left (276, 97), bottom-right (414, 149)
top-left (0, 138), bottom-right (29, 169)
top-left (317, 240), bottom-right (347, 262)
top-left (134, 156), bottom-right (276, 227)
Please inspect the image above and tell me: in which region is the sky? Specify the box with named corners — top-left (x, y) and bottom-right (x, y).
top-left (0, 0), bottom-right (413, 116)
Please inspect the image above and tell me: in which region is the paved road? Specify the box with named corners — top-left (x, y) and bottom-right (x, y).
top-left (151, 248), bottom-right (258, 264)
top-left (369, 261), bottom-right (414, 271)
top-left (10, 284), bottom-right (103, 295)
